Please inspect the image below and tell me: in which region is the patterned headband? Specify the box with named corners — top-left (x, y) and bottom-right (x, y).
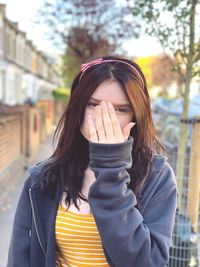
top-left (79, 57), bottom-right (144, 88)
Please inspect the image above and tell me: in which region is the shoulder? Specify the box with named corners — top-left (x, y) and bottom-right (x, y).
top-left (151, 155), bottom-right (177, 189)
top-left (141, 155), bottom-right (177, 204)
top-left (26, 157), bottom-right (55, 188)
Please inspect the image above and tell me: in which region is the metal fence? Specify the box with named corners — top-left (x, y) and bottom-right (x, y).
top-left (162, 119), bottom-right (200, 267)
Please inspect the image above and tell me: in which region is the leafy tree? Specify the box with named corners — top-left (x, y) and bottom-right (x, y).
top-left (151, 53), bottom-right (184, 97)
top-left (62, 47), bottom-right (81, 87)
top-left (135, 54), bottom-right (184, 98)
top-left (128, 0), bottom-right (200, 210)
top-left (135, 56), bottom-right (155, 89)
top-left (38, 0), bottom-right (140, 84)
top-left (61, 27), bottom-right (116, 86)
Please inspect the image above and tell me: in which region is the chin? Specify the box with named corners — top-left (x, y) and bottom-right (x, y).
top-left (80, 130), bottom-right (90, 142)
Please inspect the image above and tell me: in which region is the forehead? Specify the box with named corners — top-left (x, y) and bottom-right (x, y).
top-left (90, 80), bottom-right (130, 104)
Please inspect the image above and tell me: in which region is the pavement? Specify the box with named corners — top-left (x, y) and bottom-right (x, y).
top-left (0, 126), bottom-right (55, 267)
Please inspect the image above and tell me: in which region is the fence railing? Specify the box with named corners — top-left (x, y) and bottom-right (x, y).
top-left (163, 117), bottom-right (200, 267)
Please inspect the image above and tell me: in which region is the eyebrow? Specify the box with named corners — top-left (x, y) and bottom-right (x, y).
top-left (90, 97), bottom-right (132, 108)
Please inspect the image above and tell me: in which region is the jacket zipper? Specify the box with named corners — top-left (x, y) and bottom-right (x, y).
top-left (29, 188), bottom-right (47, 257)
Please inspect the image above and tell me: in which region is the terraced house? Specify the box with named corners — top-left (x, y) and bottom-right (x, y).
top-left (0, 4), bottom-right (62, 202)
top-left (0, 4), bottom-right (59, 106)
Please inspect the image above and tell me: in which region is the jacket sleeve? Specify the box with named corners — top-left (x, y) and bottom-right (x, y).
top-left (88, 136), bottom-right (178, 267)
top-left (7, 177), bottom-right (32, 267)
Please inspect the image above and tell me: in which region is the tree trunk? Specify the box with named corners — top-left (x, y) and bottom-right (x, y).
top-left (176, 0), bottom-right (196, 211)
top-left (187, 116), bottom-right (200, 233)
top-left (176, 66), bottom-right (192, 211)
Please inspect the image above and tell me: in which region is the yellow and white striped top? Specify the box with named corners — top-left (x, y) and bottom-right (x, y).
top-left (55, 204), bottom-right (109, 267)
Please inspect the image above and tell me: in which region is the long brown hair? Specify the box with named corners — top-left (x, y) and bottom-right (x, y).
top-left (41, 56), bottom-right (164, 210)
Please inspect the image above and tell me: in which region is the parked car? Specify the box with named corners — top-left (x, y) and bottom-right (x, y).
top-left (152, 96), bottom-right (200, 147)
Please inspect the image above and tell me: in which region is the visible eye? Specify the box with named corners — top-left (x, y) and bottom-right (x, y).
top-left (87, 101), bottom-right (98, 108)
top-left (87, 102), bottom-right (131, 114)
top-left (115, 107), bottom-right (131, 114)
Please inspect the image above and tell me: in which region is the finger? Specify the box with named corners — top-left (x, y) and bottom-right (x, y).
top-left (122, 122), bottom-right (135, 141)
top-left (88, 115), bottom-right (98, 143)
top-left (100, 101), bottom-right (114, 138)
top-left (107, 102), bottom-right (124, 140)
top-left (95, 105), bottom-right (106, 141)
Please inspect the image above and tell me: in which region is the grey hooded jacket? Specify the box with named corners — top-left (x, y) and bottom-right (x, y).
top-left (7, 136), bottom-right (178, 267)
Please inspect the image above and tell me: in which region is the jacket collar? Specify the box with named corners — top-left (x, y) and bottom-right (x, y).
top-left (28, 158), bottom-right (60, 267)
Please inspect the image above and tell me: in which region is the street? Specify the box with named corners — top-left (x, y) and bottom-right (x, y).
top-left (0, 130), bottom-right (55, 267)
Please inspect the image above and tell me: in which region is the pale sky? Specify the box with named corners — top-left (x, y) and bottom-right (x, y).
top-left (1, 0), bottom-right (164, 58)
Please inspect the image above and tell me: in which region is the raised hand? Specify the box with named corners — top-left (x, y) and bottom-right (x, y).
top-left (87, 101), bottom-right (135, 144)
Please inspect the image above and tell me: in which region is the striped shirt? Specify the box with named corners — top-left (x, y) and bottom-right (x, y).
top-left (55, 204), bottom-right (109, 267)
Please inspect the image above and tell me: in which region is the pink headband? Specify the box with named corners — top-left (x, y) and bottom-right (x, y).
top-left (79, 57), bottom-right (144, 88)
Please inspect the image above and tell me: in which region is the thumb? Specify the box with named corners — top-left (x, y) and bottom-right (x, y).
top-left (122, 122), bottom-right (136, 141)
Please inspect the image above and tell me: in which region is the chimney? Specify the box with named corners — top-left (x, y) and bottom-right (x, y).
top-left (13, 22), bottom-right (19, 29)
top-left (0, 4), bottom-right (6, 16)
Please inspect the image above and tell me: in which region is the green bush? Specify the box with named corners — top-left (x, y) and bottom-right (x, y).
top-left (52, 87), bottom-right (70, 100)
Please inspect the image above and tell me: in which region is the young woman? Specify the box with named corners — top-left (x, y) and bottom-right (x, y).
top-left (7, 56), bottom-right (178, 267)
